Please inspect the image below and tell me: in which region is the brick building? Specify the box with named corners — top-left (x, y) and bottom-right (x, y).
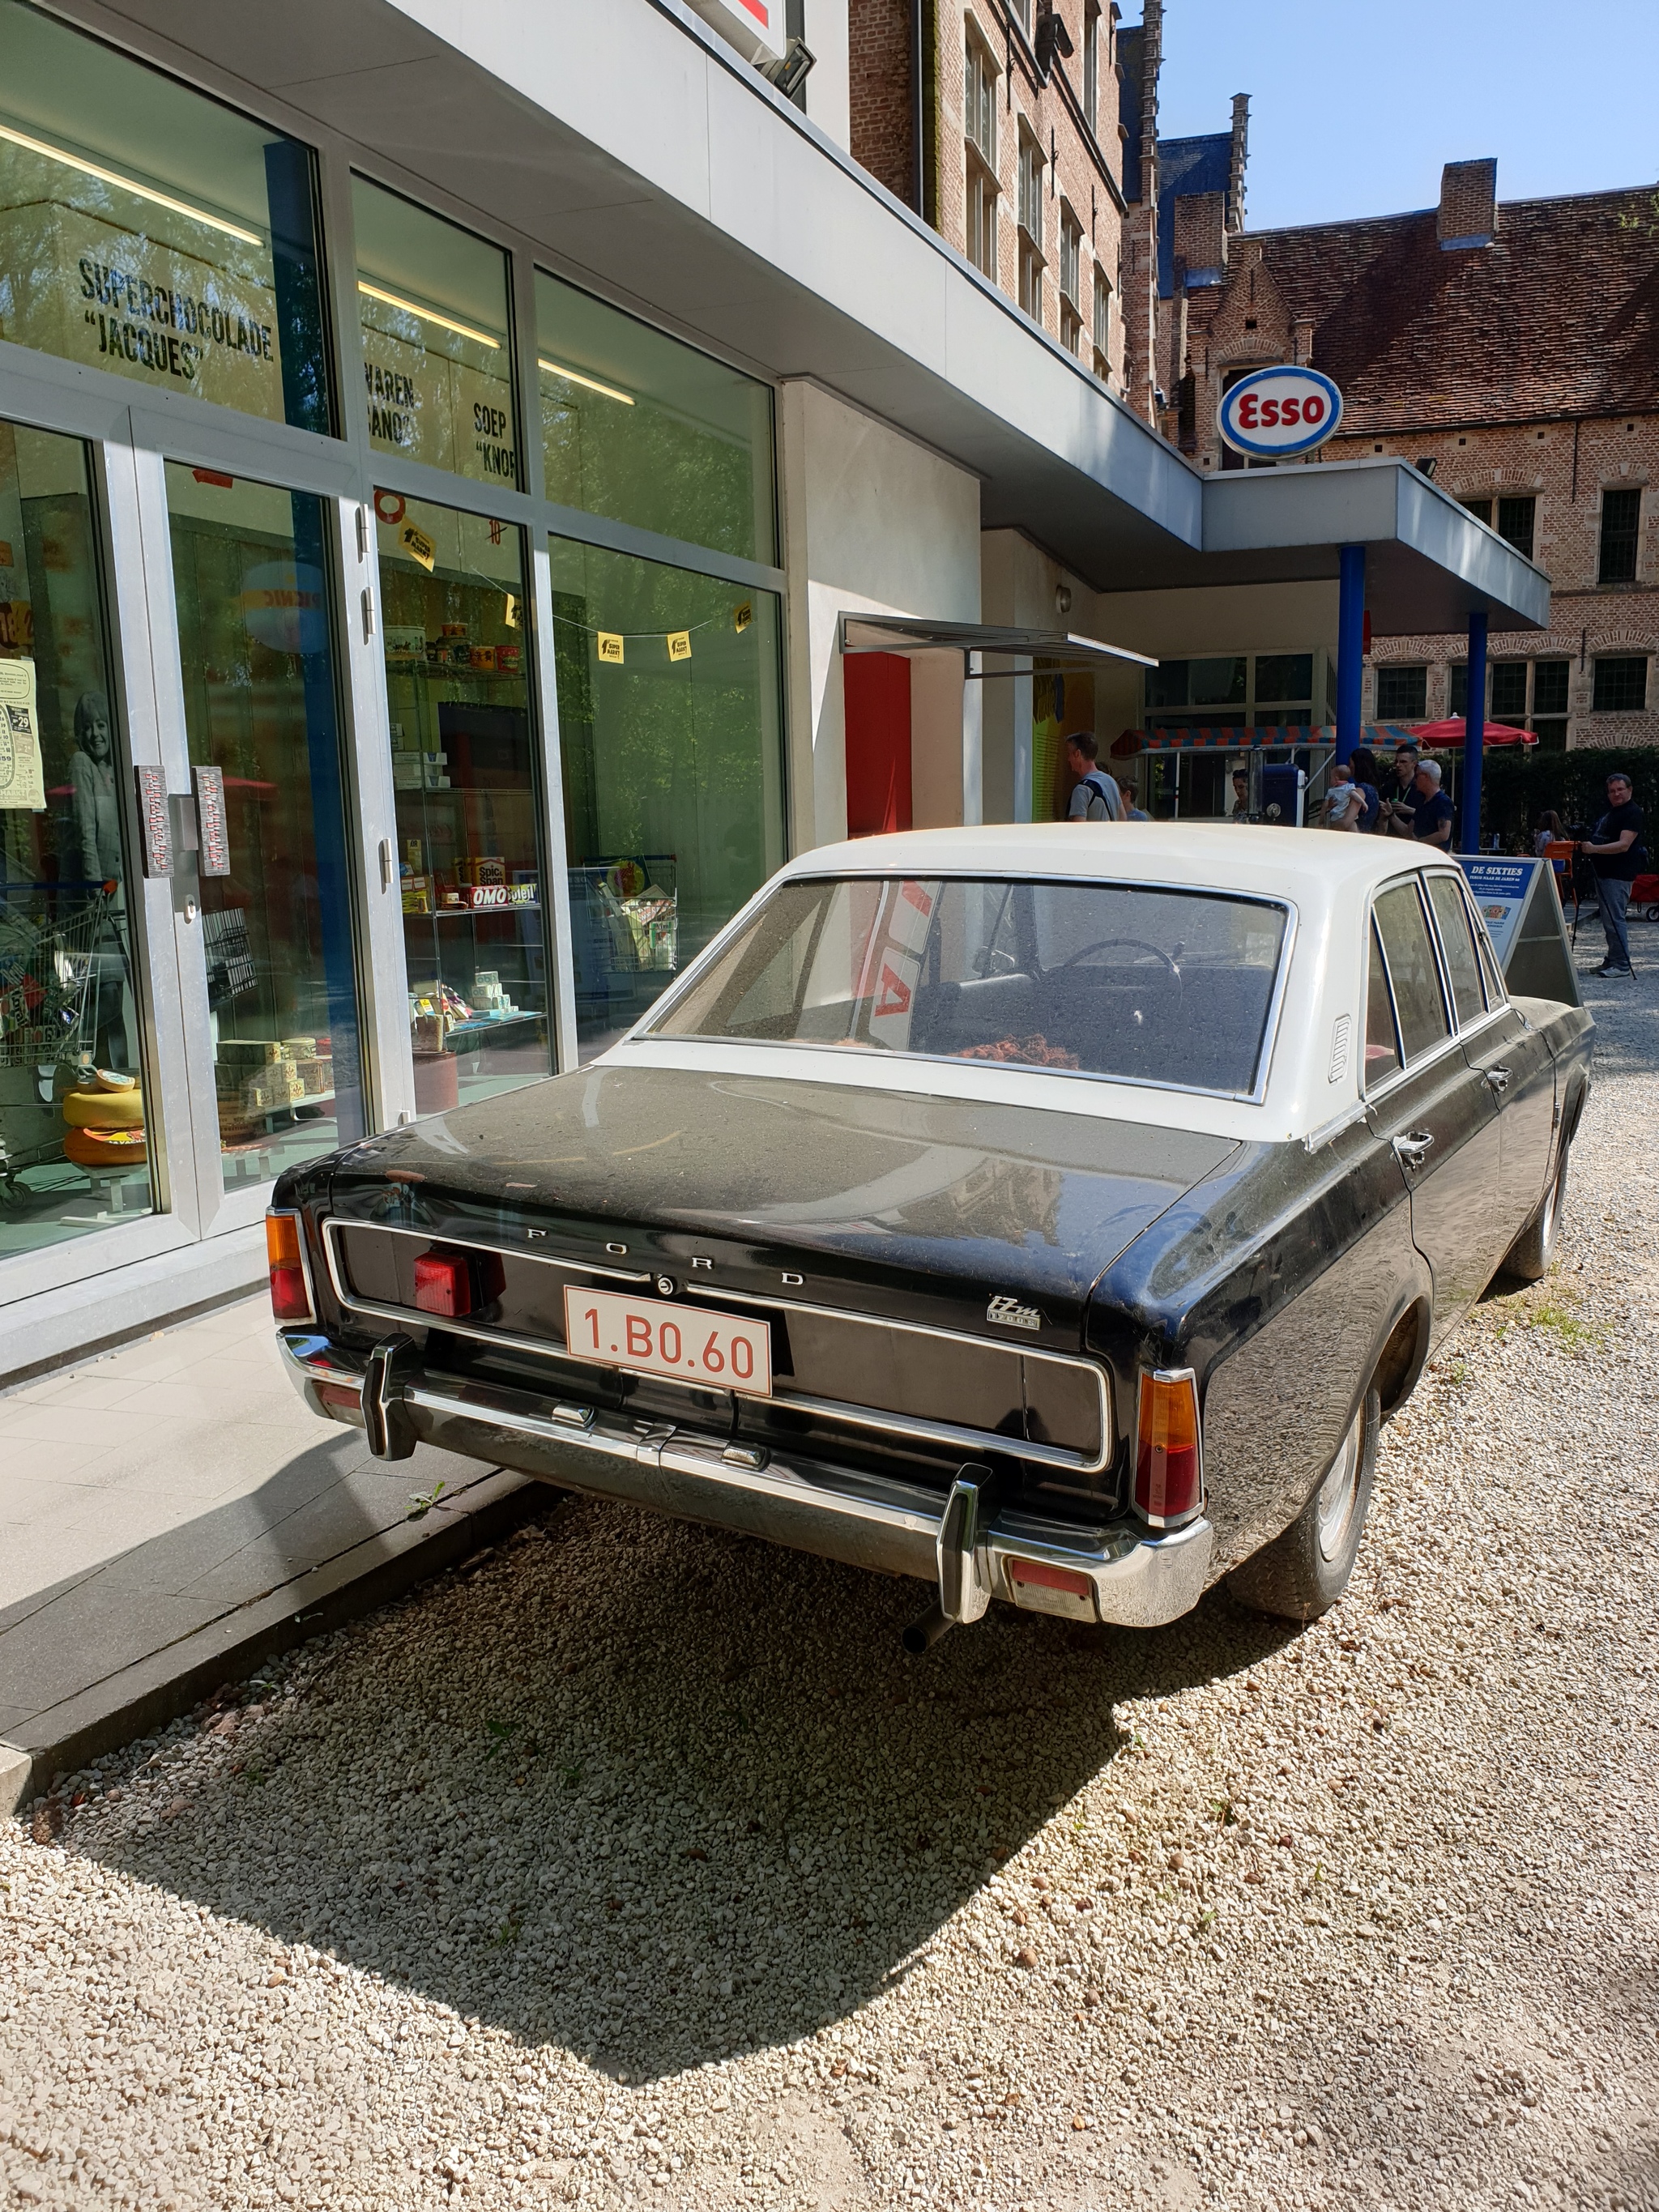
top-left (1172, 160), bottom-right (1659, 752)
top-left (846, 0), bottom-right (1245, 420)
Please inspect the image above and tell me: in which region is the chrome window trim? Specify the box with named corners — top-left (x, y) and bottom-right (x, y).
top-left (320, 1217), bottom-right (1111, 1475)
top-left (633, 871), bottom-right (1299, 1107)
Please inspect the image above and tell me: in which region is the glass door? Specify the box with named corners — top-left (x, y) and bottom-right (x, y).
top-left (0, 418), bottom-right (156, 1255)
top-left (373, 492), bottom-right (549, 1110)
top-left (164, 462), bottom-right (365, 1183)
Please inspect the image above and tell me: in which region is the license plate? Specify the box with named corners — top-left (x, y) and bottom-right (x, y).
top-left (562, 1285), bottom-right (772, 1397)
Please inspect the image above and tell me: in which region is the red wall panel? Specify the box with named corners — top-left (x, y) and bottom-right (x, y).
top-left (843, 651), bottom-right (912, 837)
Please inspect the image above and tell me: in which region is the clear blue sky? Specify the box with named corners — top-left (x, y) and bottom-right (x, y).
top-left (1149, 0), bottom-right (1659, 232)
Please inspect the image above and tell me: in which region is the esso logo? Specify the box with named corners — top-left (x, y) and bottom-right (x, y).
top-left (1218, 366), bottom-right (1344, 458)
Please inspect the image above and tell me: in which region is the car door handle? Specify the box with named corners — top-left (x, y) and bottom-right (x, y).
top-left (1393, 1131), bottom-right (1435, 1173)
top-left (1482, 1065), bottom-right (1512, 1093)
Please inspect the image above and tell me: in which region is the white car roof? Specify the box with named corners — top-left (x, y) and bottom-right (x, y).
top-left (612, 825), bottom-right (1489, 1149)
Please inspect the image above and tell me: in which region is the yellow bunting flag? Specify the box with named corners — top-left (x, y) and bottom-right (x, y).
top-left (399, 522), bottom-right (436, 573)
top-left (733, 601), bottom-right (753, 633)
top-left (596, 632), bottom-right (625, 665)
top-left (667, 630), bottom-right (692, 663)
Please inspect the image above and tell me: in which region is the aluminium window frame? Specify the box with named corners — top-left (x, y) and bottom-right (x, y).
top-left (0, 10), bottom-right (792, 1302)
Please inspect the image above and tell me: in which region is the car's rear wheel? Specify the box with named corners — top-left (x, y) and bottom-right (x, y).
top-left (1500, 1136), bottom-right (1570, 1285)
top-left (1227, 1384), bottom-right (1380, 1622)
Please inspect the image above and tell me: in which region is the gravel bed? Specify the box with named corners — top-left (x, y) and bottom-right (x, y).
top-left (3, 961), bottom-right (1657, 2212)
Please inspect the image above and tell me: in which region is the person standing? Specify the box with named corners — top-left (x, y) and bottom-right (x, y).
top-left (1381, 743), bottom-right (1421, 836)
top-left (1064, 734), bottom-right (1123, 822)
top-left (1229, 768), bottom-right (1251, 820)
top-left (1403, 759), bottom-right (1454, 850)
top-left (1115, 775), bottom-right (1151, 820)
top-left (1349, 746), bottom-right (1384, 833)
top-left (1581, 771), bottom-right (1644, 978)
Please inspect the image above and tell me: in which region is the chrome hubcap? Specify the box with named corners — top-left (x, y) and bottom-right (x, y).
top-left (1316, 1410), bottom-right (1364, 1563)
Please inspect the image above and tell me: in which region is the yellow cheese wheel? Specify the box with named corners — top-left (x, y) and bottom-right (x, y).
top-left (62, 1086), bottom-right (145, 1130)
top-left (64, 1124), bottom-right (147, 1168)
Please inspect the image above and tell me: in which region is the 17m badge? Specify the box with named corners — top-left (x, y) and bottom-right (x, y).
top-left (987, 1294), bottom-right (1043, 1333)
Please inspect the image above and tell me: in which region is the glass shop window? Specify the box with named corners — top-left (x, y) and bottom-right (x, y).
top-left (0, 419), bottom-right (156, 1255)
top-left (0, 0), bottom-right (330, 433)
top-left (166, 464), bottom-right (365, 1179)
top-left (535, 271), bottom-right (776, 565)
top-left (375, 495), bottom-right (548, 1110)
top-left (353, 177), bottom-right (518, 491)
top-left (552, 537), bottom-right (784, 1060)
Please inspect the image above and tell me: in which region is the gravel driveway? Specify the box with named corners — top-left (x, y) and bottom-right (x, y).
top-left (3, 961), bottom-right (1657, 2212)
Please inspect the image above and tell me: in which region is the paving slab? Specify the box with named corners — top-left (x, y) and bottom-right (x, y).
top-left (0, 1292), bottom-right (552, 1813)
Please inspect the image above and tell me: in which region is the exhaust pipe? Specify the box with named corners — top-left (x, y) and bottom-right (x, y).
top-left (901, 1601), bottom-right (952, 1655)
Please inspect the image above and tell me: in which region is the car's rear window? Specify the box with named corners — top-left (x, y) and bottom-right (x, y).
top-left (648, 876), bottom-right (1290, 1097)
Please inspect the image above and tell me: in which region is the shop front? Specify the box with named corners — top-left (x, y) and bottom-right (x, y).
top-left (0, 0), bottom-right (787, 1374)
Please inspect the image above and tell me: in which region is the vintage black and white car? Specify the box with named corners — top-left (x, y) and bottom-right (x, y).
top-left (268, 827), bottom-right (1593, 1643)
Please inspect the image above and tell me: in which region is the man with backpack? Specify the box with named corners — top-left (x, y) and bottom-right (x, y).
top-left (1581, 769), bottom-right (1644, 978)
top-left (1064, 733), bottom-right (1123, 823)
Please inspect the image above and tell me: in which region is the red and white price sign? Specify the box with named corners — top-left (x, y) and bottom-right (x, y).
top-left (562, 1286), bottom-right (772, 1396)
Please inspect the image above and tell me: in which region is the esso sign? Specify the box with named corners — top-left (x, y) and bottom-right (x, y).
top-left (1218, 366), bottom-right (1344, 459)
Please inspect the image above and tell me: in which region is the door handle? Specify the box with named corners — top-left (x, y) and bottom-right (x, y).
top-left (1482, 1065), bottom-right (1512, 1093)
top-left (1393, 1130), bottom-right (1435, 1173)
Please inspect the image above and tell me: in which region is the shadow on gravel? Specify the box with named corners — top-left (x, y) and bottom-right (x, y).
top-left (79, 1499), bottom-right (1294, 2081)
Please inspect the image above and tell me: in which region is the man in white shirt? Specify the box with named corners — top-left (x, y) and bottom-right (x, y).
top-left (1064, 734), bottom-right (1123, 822)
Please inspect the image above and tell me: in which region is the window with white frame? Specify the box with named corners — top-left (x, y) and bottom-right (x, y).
top-left (1092, 266), bottom-right (1113, 382)
top-left (1017, 130), bottom-right (1045, 321)
top-left (964, 36), bottom-right (998, 280)
top-left (1059, 207), bottom-right (1083, 353)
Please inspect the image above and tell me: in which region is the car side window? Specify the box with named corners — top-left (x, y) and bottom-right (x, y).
top-left (1427, 874), bottom-right (1486, 1026)
top-left (1365, 917), bottom-right (1401, 1086)
top-left (1373, 882), bottom-right (1451, 1064)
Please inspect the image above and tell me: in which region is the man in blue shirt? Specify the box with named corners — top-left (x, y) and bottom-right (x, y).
top-left (1403, 759), bottom-right (1454, 850)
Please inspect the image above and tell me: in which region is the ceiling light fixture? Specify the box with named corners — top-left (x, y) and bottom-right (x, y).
top-left (356, 279), bottom-right (501, 350)
top-left (537, 357), bottom-right (635, 406)
top-left (0, 118), bottom-right (262, 246)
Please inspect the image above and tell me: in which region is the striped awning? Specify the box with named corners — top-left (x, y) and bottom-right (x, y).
top-left (1114, 725), bottom-right (1328, 755)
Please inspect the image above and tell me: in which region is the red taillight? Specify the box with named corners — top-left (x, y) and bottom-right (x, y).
top-left (1134, 1369), bottom-right (1202, 1525)
top-left (1008, 1558), bottom-right (1094, 1600)
top-left (412, 1251), bottom-right (474, 1317)
top-left (266, 1213), bottom-right (312, 1322)
top-left (315, 1380), bottom-right (362, 1415)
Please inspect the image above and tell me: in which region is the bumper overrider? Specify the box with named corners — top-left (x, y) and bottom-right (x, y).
top-left (278, 1328), bottom-right (1214, 1632)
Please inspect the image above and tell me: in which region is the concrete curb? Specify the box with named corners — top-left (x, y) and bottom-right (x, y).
top-left (1, 1468), bottom-right (557, 1818)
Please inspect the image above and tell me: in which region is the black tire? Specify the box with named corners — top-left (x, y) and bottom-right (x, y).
top-left (1500, 1136), bottom-right (1570, 1285)
top-left (1227, 1386), bottom-right (1380, 1622)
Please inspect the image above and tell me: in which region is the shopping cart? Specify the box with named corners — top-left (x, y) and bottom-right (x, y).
top-left (0, 885), bottom-right (130, 1191)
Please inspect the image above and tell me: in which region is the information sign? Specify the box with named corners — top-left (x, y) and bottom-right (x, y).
top-left (1459, 856), bottom-right (1533, 968)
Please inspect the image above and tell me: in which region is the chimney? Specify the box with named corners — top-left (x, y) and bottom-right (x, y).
top-left (1292, 317), bottom-right (1316, 366)
top-left (1174, 191), bottom-right (1228, 283)
top-left (1437, 159), bottom-right (1497, 249)
top-left (1228, 94), bottom-right (1250, 232)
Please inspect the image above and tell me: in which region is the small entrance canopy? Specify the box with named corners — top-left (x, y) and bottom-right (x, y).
top-left (840, 615), bottom-right (1157, 678)
top-left (1116, 718), bottom-right (1539, 757)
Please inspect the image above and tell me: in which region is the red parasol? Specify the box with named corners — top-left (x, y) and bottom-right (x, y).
top-left (1409, 718), bottom-right (1536, 748)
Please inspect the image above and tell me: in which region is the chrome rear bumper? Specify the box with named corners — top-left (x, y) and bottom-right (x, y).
top-left (278, 1328), bottom-right (1213, 1631)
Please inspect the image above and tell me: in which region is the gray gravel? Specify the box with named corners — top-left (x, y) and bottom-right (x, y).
top-left (3, 957), bottom-right (1657, 2212)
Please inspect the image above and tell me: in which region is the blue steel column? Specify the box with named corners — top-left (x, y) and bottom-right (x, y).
top-left (1336, 543), bottom-right (1365, 765)
top-left (1463, 611), bottom-right (1488, 853)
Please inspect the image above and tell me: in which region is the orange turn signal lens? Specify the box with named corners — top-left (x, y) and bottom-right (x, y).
top-left (1134, 1370), bottom-right (1202, 1525)
top-left (266, 1212), bottom-right (312, 1323)
top-left (266, 1213), bottom-right (302, 1268)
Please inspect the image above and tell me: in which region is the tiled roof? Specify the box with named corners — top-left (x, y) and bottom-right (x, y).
top-left (1252, 187), bottom-right (1659, 428)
